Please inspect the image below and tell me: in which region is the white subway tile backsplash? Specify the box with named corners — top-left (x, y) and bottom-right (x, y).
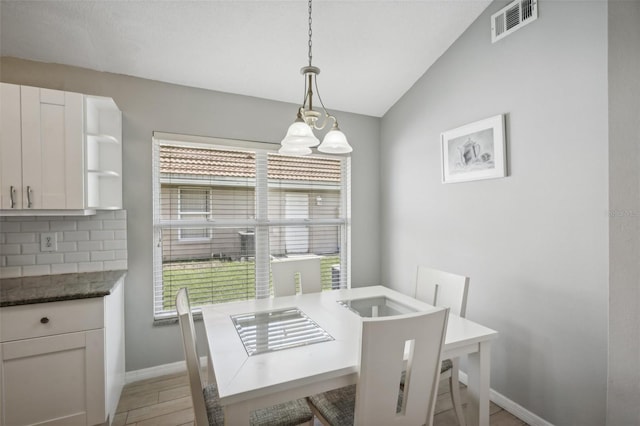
top-left (104, 260), bottom-right (127, 270)
top-left (91, 230), bottom-right (114, 241)
top-left (78, 261), bottom-right (104, 273)
top-left (65, 252), bottom-right (91, 263)
top-left (37, 253), bottom-right (64, 264)
top-left (63, 231), bottom-right (90, 242)
top-left (36, 216), bottom-right (57, 221)
top-left (21, 221), bottom-right (50, 232)
top-left (0, 266), bottom-right (22, 278)
top-left (1, 222), bottom-right (21, 232)
top-left (57, 242), bottom-right (78, 252)
top-left (50, 220), bottom-right (77, 231)
top-left (78, 220), bottom-right (103, 231)
top-left (78, 241), bottom-right (103, 251)
top-left (6, 216), bottom-right (33, 222)
top-left (71, 216), bottom-right (91, 223)
top-left (22, 265), bottom-right (52, 276)
top-left (7, 255), bottom-right (36, 266)
top-left (0, 211), bottom-right (127, 278)
top-left (0, 244), bottom-right (21, 255)
top-left (95, 211), bottom-right (116, 220)
top-left (51, 263), bottom-right (79, 274)
top-left (21, 243), bottom-right (41, 255)
top-left (104, 240), bottom-right (126, 250)
top-left (103, 220), bottom-right (126, 230)
top-left (6, 233), bottom-right (36, 244)
top-left (91, 251), bottom-right (115, 261)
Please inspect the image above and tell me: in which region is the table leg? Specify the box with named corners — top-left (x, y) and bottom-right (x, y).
top-left (465, 341), bottom-right (491, 426)
top-left (224, 402), bottom-right (251, 426)
top-left (207, 351), bottom-right (214, 386)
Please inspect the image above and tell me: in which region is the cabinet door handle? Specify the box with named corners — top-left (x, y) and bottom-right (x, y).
top-left (40, 317), bottom-right (50, 324)
top-left (27, 186), bottom-right (33, 208)
top-left (10, 185), bottom-right (16, 208)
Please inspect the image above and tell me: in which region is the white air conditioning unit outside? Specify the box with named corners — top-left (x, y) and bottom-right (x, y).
top-left (491, 0), bottom-right (538, 43)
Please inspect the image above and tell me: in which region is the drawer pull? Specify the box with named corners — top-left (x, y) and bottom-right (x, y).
top-left (40, 317), bottom-right (50, 324)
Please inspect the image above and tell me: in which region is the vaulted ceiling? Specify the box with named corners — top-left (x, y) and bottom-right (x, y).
top-left (0, 1), bottom-right (490, 117)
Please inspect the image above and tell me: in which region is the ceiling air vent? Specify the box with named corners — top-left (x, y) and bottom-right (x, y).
top-left (491, 0), bottom-right (538, 43)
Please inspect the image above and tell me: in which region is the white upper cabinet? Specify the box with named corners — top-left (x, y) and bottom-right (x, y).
top-left (0, 83), bottom-right (122, 214)
top-left (0, 83), bottom-right (22, 210)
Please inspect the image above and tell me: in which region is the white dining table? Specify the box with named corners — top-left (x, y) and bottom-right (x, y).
top-left (201, 285), bottom-right (498, 426)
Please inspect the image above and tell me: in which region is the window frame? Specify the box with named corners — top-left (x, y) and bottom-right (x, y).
top-left (152, 133), bottom-right (351, 320)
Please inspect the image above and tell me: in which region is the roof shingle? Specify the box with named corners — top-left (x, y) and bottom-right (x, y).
top-left (160, 145), bottom-right (341, 182)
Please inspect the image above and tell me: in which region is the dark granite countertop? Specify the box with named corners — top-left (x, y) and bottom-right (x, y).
top-left (0, 270), bottom-right (127, 307)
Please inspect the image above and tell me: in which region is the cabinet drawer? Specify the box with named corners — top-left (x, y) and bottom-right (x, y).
top-left (0, 297), bottom-right (104, 342)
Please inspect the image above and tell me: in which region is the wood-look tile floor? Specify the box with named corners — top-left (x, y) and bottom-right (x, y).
top-left (113, 371), bottom-right (528, 426)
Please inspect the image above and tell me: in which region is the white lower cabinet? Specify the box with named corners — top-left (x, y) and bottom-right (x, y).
top-left (1, 330), bottom-right (104, 426)
top-left (0, 280), bottom-right (124, 426)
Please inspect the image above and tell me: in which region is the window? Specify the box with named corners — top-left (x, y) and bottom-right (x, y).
top-left (178, 187), bottom-right (211, 240)
top-left (152, 134), bottom-right (351, 319)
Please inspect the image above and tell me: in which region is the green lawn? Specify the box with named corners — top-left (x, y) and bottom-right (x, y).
top-left (162, 256), bottom-right (341, 311)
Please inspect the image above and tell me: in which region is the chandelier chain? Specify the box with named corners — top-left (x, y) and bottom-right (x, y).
top-left (308, 0), bottom-right (313, 66)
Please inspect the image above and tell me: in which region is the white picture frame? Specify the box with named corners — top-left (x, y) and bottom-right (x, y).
top-left (440, 114), bottom-right (506, 184)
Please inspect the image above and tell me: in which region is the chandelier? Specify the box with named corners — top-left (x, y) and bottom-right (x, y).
top-left (279, 0), bottom-right (353, 156)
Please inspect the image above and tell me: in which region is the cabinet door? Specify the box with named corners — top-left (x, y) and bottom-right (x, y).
top-left (0, 329), bottom-right (105, 426)
top-left (20, 86), bottom-right (84, 210)
top-left (0, 83), bottom-right (23, 209)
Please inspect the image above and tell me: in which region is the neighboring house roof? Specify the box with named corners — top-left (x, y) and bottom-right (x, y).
top-left (160, 145), bottom-right (341, 182)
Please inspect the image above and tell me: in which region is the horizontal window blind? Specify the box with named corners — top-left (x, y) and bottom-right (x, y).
top-left (152, 136), bottom-right (350, 319)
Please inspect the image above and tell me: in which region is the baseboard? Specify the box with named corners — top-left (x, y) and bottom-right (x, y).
top-left (125, 357), bottom-right (208, 384)
top-left (458, 371), bottom-right (554, 426)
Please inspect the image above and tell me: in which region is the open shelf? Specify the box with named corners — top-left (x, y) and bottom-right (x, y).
top-left (85, 95), bottom-right (122, 210)
top-left (88, 170), bottom-right (120, 177)
top-left (87, 133), bottom-right (119, 145)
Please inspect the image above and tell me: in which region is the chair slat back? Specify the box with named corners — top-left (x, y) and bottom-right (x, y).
top-left (415, 266), bottom-right (470, 317)
top-left (354, 308), bottom-right (449, 426)
top-left (271, 257), bottom-right (322, 297)
top-left (176, 288), bottom-right (209, 426)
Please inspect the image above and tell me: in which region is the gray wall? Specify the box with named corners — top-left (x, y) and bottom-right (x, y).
top-left (607, 0), bottom-right (640, 424)
top-left (0, 57), bottom-right (381, 370)
top-left (380, 2), bottom-right (608, 425)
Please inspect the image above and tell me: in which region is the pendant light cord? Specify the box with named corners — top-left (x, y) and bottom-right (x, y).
top-left (303, 0), bottom-right (336, 128)
top-left (308, 0), bottom-right (313, 67)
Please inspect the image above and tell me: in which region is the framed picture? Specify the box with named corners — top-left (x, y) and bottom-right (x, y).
top-left (440, 114), bottom-right (506, 183)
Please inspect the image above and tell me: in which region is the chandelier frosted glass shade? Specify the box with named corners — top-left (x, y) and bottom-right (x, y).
top-left (278, 143), bottom-right (312, 156)
top-left (318, 128), bottom-right (352, 154)
top-left (280, 121), bottom-right (320, 148)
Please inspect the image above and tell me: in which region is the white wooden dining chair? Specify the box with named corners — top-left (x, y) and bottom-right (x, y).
top-left (175, 288), bottom-right (314, 426)
top-left (307, 308), bottom-right (449, 426)
top-left (414, 266), bottom-right (470, 426)
top-left (271, 256), bottom-right (322, 297)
